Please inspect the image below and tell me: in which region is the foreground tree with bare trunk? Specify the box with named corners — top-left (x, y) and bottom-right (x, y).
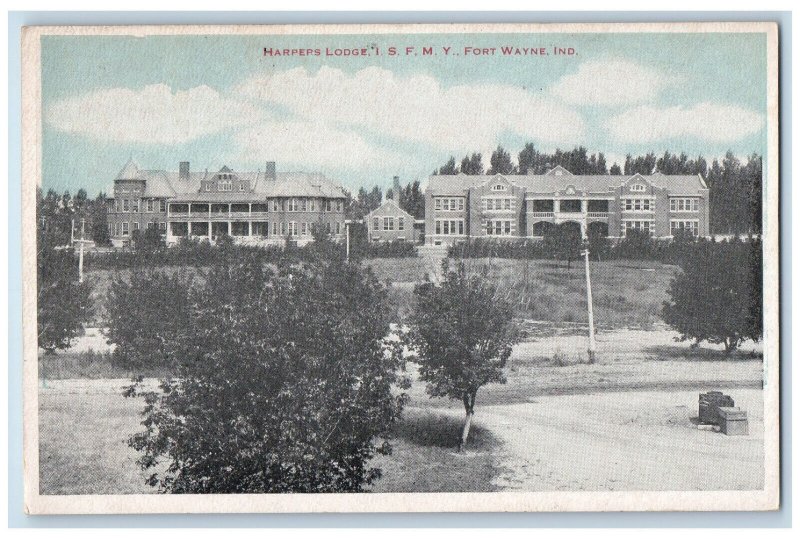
top-left (407, 260), bottom-right (517, 451)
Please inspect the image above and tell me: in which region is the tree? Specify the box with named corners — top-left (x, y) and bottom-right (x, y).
top-left (132, 226), bottom-right (164, 253)
top-left (437, 156), bottom-right (458, 175)
top-left (543, 223), bottom-right (582, 269)
top-left (407, 261), bottom-right (517, 451)
top-left (662, 239), bottom-right (761, 355)
top-left (399, 180), bottom-right (425, 219)
top-left (105, 268), bottom-right (195, 369)
top-left (459, 153), bottom-right (484, 175)
top-left (37, 227), bottom-right (92, 353)
top-left (487, 145), bottom-right (515, 175)
top-left (127, 253), bottom-right (408, 493)
top-left (91, 192), bottom-right (112, 246)
top-left (609, 163), bottom-right (622, 175)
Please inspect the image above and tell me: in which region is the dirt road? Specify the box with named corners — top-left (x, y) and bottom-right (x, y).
top-left (482, 389), bottom-right (764, 491)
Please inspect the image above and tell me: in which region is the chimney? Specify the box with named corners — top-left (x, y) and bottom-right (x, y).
top-left (179, 161), bottom-right (190, 181)
top-left (265, 161), bottom-right (276, 180)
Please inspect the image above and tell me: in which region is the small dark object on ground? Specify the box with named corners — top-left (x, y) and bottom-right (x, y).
top-left (699, 391), bottom-right (735, 424)
top-left (717, 407), bottom-right (749, 436)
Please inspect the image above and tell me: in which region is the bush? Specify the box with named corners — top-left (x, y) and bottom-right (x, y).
top-left (37, 231), bottom-right (92, 353)
top-left (126, 252), bottom-right (409, 493)
top-left (104, 268), bottom-right (195, 369)
top-left (662, 238), bottom-right (762, 354)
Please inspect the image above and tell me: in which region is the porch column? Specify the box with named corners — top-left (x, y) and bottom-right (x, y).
top-left (208, 221), bottom-right (212, 242)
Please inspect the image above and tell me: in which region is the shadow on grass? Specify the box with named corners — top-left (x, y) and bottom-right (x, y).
top-left (643, 344), bottom-right (763, 363)
top-left (392, 408), bottom-right (498, 451)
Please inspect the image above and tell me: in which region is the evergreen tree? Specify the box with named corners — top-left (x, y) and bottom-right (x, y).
top-left (487, 145), bottom-right (515, 175)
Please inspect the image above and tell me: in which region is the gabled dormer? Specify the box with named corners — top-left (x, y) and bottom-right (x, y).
top-left (201, 166), bottom-right (251, 193)
top-left (544, 165), bottom-right (573, 176)
top-left (623, 173), bottom-right (652, 194)
top-left (485, 174), bottom-right (514, 192)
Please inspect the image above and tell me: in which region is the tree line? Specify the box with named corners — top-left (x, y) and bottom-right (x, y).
top-left (434, 144), bottom-right (763, 235)
top-left (344, 178), bottom-right (425, 221)
top-left (38, 187), bottom-right (111, 247)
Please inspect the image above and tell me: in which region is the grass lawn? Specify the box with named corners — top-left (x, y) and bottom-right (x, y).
top-left (370, 407), bottom-right (501, 492)
top-left (86, 257), bottom-right (678, 329)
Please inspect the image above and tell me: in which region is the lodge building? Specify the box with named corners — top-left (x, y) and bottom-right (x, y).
top-left (107, 159), bottom-right (348, 247)
top-left (424, 165), bottom-right (710, 246)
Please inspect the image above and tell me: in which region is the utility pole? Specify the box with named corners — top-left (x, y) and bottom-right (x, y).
top-left (581, 224), bottom-right (596, 363)
top-left (345, 220), bottom-right (350, 262)
top-left (78, 218), bottom-right (85, 283)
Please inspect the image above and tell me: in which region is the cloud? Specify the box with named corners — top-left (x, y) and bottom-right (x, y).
top-left (235, 66), bottom-right (585, 151)
top-left (608, 102), bottom-right (764, 143)
top-left (549, 58), bottom-right (676, 106)
top-left (234, 119), bottom-right (408, 172)
top-left (45, 84), bottom-right (262, 144)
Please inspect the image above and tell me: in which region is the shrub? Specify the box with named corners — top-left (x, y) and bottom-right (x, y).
top-left (104, 268), bottom-right (195, 369)
top-left (662, 238), bottom-right (762, 354)
top-left (37, 231), bottom-right (92, 353)
top-left (126, 252), bottom-right (409, 493)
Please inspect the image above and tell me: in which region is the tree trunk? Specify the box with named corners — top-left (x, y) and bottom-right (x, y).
top-left (459, 393), bottom-right (476, 452)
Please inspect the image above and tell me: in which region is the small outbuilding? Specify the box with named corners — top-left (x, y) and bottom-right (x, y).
top-left (366, 199), bottom-right (422, 243)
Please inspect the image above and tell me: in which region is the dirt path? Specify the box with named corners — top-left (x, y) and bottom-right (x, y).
top-left (481, 389), bottom-right (764, 492)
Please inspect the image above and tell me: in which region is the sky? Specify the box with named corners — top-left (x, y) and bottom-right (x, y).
top-left (40, 31), bottom-right (768, 195)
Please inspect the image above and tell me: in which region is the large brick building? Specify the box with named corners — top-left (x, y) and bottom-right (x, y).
top-left (424, 165), bottom-right (710, 246)
top-left (107, 159), bottom-right (347, 247)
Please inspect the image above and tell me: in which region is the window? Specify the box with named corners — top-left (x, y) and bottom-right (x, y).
top-left (122, 222), bottom-right (129, 236)
top-left (384, 217), bottom-right (394, 231)
top-left (301, 222), bottom-right (308, 236)
top-left (133, 222), bottom-right (140, 232)
top-left (147, 222), bottom-right (154, 230)
top-left (485, 198), bottom-right (514, 211)
top-left (491, 184), bottom-right (507, 191)
top-left (335, 222), bottom-right (341, 235)
top-left (670, 220), bottom-right (699, 236)
top-left (630, 183), bottom-right (646, 192)
top-left (219, 180), bottom-right (232, 191)
top-left (273, 199), bottom-right (281, 212)
top-left (272, 221), bottom-right (278, 236)
top-left (160, 200), bottom-right (166, 212)
top-left (133, 199), bottom-right (141, 212)
top-left (122, 199), bottom-right (130, 212)
top-left (288, 198), bottom-right (298, 212)
top-left (280, 222), bottom-right (287, 236)
top-left (205, 184), bottom-right (211, 192)
top-left (337, 200), bottom-right (343, 212)
top-left (310, 199), bottom-right (316, 211)
top-left (436, 197), bottom-right (465, 212)
top-left (669, 198), bottom-right (699, 212)
top-left (300, 199), bottom-right (307, 212)
top-left (373, 217), bottom-right (380, 231)
top-left (159, 222), bottom-right (166, 232)
top-left (146, 199), bottom-right (154, 212)
top-left (434, 219), bottom-right (464, 235)
top-left (485, 220), bottom-right (513, 236)
top-left (621, 220), bottom-right (654, 236)
top-left (623, 198), bottom-right (654, 212)
top-left (325, 200), bottom-right (332, 212)
top-left (398, 217), bottom-right (405, 231)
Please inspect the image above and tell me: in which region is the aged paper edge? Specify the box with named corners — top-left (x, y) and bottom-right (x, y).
top-left (20, 21), bottom-right (781, 515)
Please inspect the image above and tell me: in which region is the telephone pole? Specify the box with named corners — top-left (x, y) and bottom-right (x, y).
top-left (78, 218), bottom-right (85, 283)
top-left (581, 224), bottom-right (596, 363)
top-left (345, 220), bottom-right (351, 262)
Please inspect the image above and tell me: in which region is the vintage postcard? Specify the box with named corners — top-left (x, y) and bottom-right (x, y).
top-left (21, 22), bottom-right (780, 514)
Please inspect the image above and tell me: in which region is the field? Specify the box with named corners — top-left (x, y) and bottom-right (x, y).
top-left (38, 325), bottom-right (763, 494)
top-left (86, 257), bottom-right (679, 328)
